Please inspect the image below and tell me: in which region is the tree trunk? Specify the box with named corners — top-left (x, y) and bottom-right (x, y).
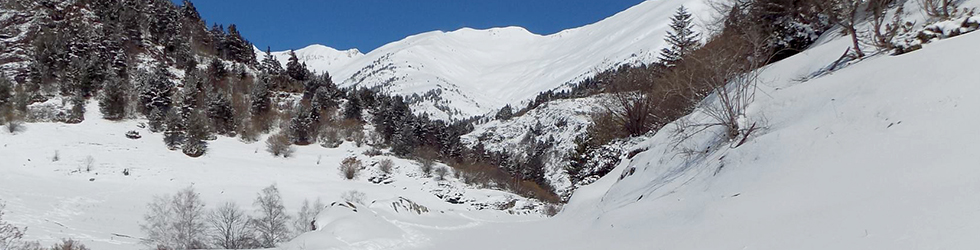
top-left (848, 25), bottom-right (865, 58)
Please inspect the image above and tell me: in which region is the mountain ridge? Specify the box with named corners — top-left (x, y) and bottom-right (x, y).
top-left (259, 0), bottom-right (710, 120)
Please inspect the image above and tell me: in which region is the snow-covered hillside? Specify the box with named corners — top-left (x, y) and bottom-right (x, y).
top-left (255, 44), bottom-right (364, 77)
top-left (0, 102), bottom-right (548, 250)
top-left (264, 0), bottom-right (710, 120)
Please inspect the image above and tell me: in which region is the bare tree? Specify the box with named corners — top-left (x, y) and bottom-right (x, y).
top-left (140, 186), bottom-right (208, 250)
top-left (293, 199), bottom-right (324, 233)
top-left (208, 202), bottom-right (256, 249)
top-left (140, 195), bottom-right (177, 249)
top-left (252, 184), bottom-right (291, 248)
top-left (830, 0), bottom-right (868, 58)
top-left (171, 186), bottom-right (208, 250)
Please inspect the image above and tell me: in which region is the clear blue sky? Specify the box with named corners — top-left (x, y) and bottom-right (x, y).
top-left (173, 0), bottom-right (646, 52)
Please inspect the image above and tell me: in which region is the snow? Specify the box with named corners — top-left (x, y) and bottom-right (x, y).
top-left (4, 1), bottom-right (980, 249)
top-left (261, 0), bottom-right (712, 120)
top-left (254, 44), bottom-right (364, 77)
top-left (0, 101), bottom-right (545, 250)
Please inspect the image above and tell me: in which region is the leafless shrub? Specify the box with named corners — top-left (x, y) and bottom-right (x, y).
top-left (318, 127), bottom-right (342, 148)
top-left (265, 132), bottom-right (294, 158)
top-left (542, 203), bottom-right (562, 217)
top-left (208, 202), bottom-right (257, 249)
top-left (866, 1), bottom-right (915, 51)
top-left (378, 159), bottom-right (394, 175)
top-left (48, 238), bottom-right (89, 250)
top-left (339, 157), bottom-right (362, 180)
top-left (433, 166), bottom-right (449, 181)
top-left (414, 147), bottom-right (439, 177)
top-left (918, 0), bottom-right (960, 19)
top-left (341, 190), bottom-right (366, 205)
top-left (82, 156), bottom-right (95, 172)
top-left (363, 148), bottom-right (382, 157)
top-left (4, 119), bottom-right (22, 134)
top-left (0, 202), bottom-right (28, 250)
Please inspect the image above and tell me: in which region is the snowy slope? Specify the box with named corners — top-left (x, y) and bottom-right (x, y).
top-left (255, 44), bottom-right (364, 77)
top-left (0, 102), bottom-right (546, 250)
top-left (375, 13), bottom-right (980, 250)
top-left (264, 0), bottom-right (711, 120)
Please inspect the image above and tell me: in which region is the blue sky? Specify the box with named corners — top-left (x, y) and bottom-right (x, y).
top-left (173, 0), bottom-right (646, 53)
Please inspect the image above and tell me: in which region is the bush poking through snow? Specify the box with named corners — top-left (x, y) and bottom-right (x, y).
top-left (4, 119), bottom-right (22, 134)
top-left (82, 156), bottom-right (95, 172)
top-left (339, 157), bottom-right (362, 180)
top-left (543, 203), bottom-right (562, 217)
top-left (48, 238), bottom-right (90, 250)
top-left (252, 184), bottom-right (291, 248)
top-left (341, 190), bottom-right (367, 205)
top-left (266, 132), bottom-right (294, 158)
top-left (378, 159), bottom-right (394, 175)
top-left (433, 166), bottom-right (449, 181)
top-left (363, 148), bottom-right (382, 157)
top-left (208, 202), bottom-right (258, 249)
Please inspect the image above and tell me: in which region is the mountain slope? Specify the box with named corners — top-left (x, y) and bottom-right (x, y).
top-left (267, 0), bottom-right (710, 120)
top-left (364, 16), bottom-right (980, 250)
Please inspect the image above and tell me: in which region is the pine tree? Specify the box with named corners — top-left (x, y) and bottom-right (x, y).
top-left (0, 76), bottom-right (11, 110)
top-left (207, 92), bottom-right (235, 136)
top-left (183, 110), bottom-right (209, 157)
top-left (250, 73), bottom-right (271, 116)
top-left (140, 62), bottom-right (174, 116)
top-left (164, 107), bottom-right (186, 150)
top-left (659, 6), bottom-right (700, 68)
top-left (285, 50), bottom-right (308, 81)
top-left (99, 70), bottom-right (128, 120)
top-left (260, 47), bottom-right (283, 75)
top-left (343, 92), bottom-right (362, 121)
top-left (289, 103), bottom-right (317, 145)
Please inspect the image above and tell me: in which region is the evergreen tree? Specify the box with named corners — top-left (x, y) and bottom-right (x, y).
top-left (99, 70), bottom-right (127, 120)
top-left (289, 104), bottom-right (317, 145)
top-left (343, 92), bottom-right (362, 121)
top-left (260, 47), bottom-right (283, 75)
top-left (140, 62), bottom-right (174, 116)
top-left (250, 73), bottom-right (272, 117)
top-left (164, 107), bottom-right (186, 150)
top-left (0, 76), bottom-right (11, 110)
top-left (285, 50), bottom-right (308, 81)
top-left (207, 92), bottom-right (235, 136)
top-left (183, 110), bottom-right (209, 157)
top-left (659, 6), bottom-right (700, 68)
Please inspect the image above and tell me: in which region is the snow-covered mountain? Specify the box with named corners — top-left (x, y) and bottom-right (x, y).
top-left (263, 0), bottom-right (710, 120)
top-left (255, 44), bottom-right (364, 77)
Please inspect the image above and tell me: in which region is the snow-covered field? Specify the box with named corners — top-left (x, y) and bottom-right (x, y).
top-left (0, 102), bottom-right (547, 250)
